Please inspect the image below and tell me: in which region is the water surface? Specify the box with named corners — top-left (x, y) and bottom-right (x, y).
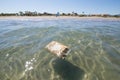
top-left (0, 18), bottom-right (120, 80)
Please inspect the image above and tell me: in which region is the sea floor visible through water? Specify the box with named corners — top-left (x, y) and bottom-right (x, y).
top-left (0, 17), bottom-right (120, 80)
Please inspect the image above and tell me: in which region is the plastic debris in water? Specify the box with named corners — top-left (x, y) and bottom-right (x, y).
top-left (45, 41), bottom-right (70, 59)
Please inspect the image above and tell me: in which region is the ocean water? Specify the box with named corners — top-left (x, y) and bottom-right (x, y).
top-left (0, 18), bottom-right (120, 80)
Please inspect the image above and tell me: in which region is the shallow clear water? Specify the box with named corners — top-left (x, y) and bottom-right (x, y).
top-left (0, 18), bottom-right (120, 80)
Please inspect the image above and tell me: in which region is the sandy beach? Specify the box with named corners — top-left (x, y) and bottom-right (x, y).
top-left (0, 16), bottom-right (120, 20)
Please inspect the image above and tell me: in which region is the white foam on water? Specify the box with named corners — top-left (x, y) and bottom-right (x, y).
top-left (6, 53), bottom-right (9, 57)
top-left (22, 57), bottom-right (37, 76)
top-left (25, 58), bottom-right (36, 71)
top-left (78, 40), bottom-right (81, 43)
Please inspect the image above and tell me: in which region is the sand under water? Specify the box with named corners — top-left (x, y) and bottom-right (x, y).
top-left (0, 17), bottom-right (120, 80)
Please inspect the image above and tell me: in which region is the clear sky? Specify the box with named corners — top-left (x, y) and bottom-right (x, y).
top-left (0, 0), bottom-right (120, 14)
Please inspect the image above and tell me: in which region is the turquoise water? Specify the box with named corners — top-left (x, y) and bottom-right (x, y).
top-left (0, 18), bottom-right (120, 80)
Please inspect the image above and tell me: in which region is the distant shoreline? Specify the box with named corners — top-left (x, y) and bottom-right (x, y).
top-left (0, 16), bottom-right (120, 20)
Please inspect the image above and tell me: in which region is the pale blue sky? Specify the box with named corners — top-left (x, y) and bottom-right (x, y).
top-left (0, 0), bottom-right (120, 14)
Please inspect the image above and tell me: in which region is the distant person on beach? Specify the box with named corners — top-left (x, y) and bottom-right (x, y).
top-left (56, 12), bottom-right (60, 17)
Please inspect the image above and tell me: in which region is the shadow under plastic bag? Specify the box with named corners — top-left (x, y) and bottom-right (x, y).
top-left (52, 58), bottom-right (85, 80)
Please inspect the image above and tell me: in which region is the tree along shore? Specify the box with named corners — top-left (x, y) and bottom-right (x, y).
top-left (0, 11), bottom-right (120, 18)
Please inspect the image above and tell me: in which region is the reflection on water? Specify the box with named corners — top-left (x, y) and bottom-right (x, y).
top-left (0, 18), bottom-right (120, 80)
top-left (52, 58), bottom-right (84, 80)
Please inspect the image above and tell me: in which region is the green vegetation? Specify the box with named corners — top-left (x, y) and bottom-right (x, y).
top-left (0, 11), bottom-right (120, 18)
